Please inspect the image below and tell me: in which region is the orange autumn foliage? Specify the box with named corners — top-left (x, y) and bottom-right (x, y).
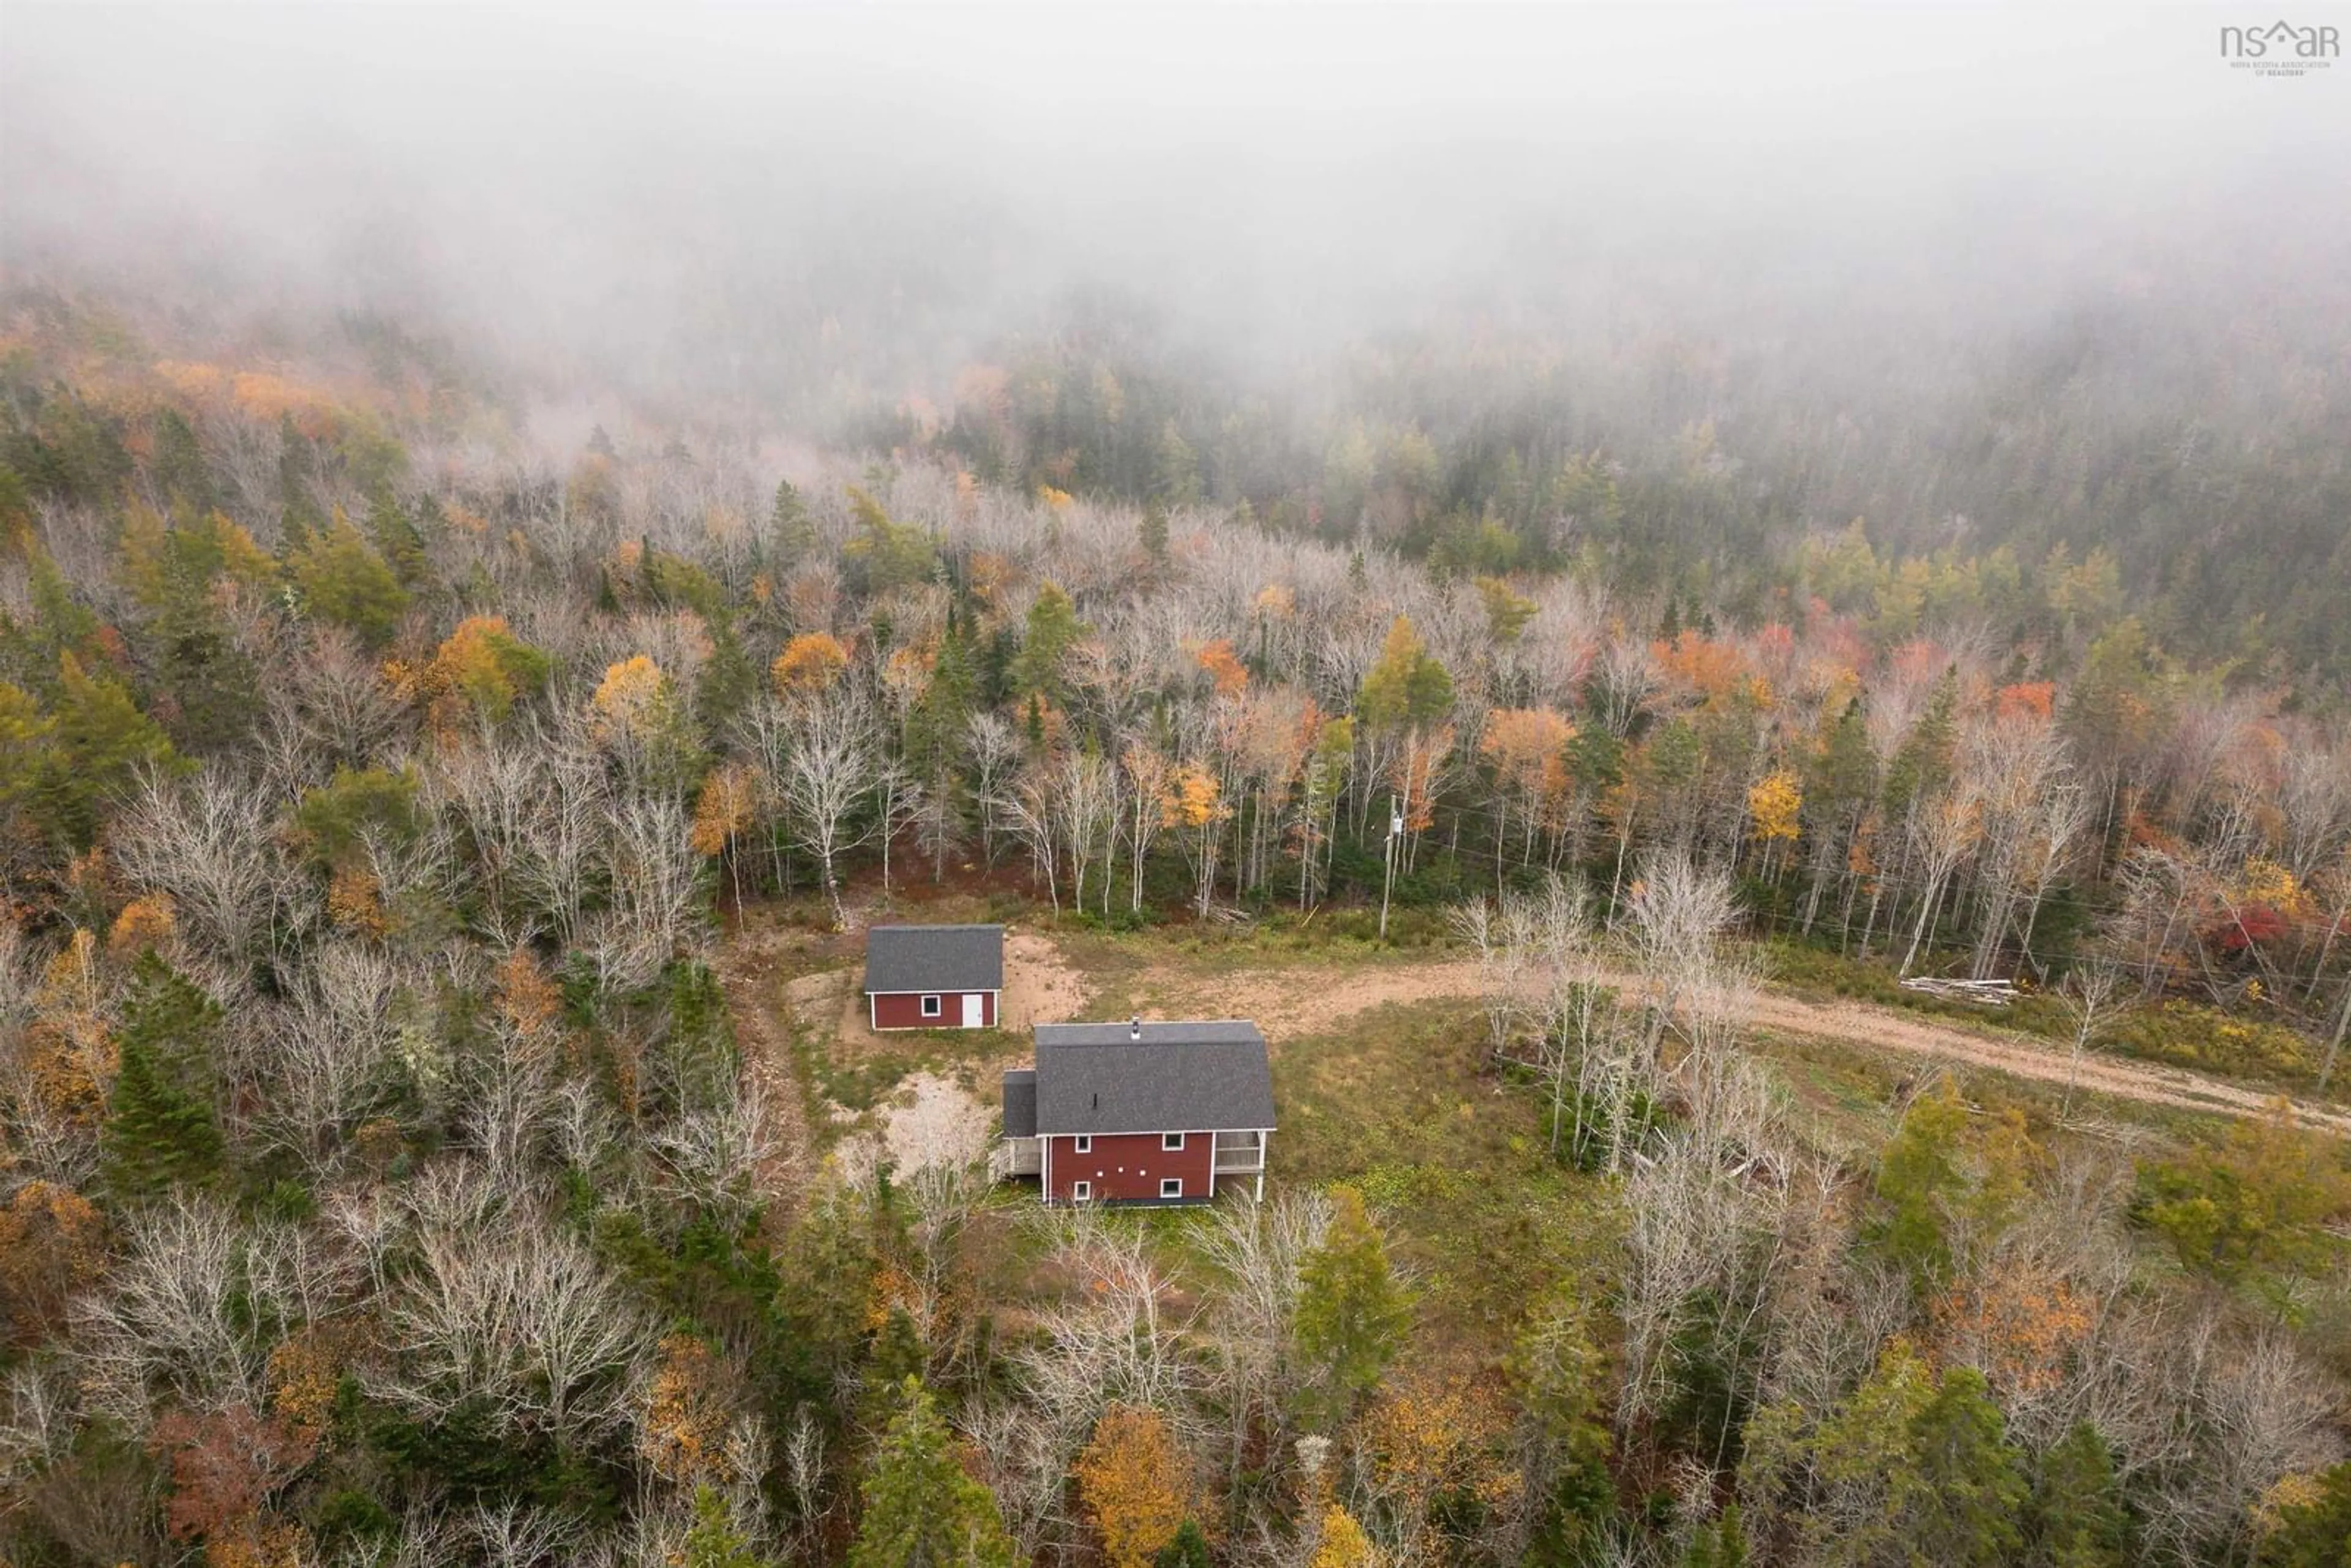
top-left (0, 1179), bottom-right (108, 1343)
top-left (642, 1334), bottom-right (738, 1487)
top-left (326, 866), bottom-right (389, 937)
top-left (772, 632), bottom-right (850, 696)
top-left (1932, 1261), bottom-right (2093, 1395)
top-left (491, 947), bottom-right (565, 1046)
top-left (1650, 630), bottom-right (1750, 703)
top-left (266, 1327), bottom-right (348, 1444)
top-left (1995, 681), bottom-right (2057, 722)
top-left (1073, 1405), bottom-right (1191, 1568)
top-left (149, 1403), bottom-right (317, 1547)
top-left (1363, 1368), bottom-right (1521, 1518)
top-left (108, 893), bottom-right (178, 958)
top-left (1480, 708), bottom-right (1576, 816)
top-left (1196, 637), bottom-right (1250, 698)
top-left (1748, 770), bottom-right (1804, 843)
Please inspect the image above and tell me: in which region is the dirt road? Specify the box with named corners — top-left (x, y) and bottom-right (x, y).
top-left (1057, 946), bottom-right (2351, 1136)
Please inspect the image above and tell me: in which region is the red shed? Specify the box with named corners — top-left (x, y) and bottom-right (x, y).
top-left (863, 925), bottom-right (1003, 1031)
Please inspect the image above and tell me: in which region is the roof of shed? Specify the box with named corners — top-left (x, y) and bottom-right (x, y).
top-left (863, 925), bottom-right (1004, 995)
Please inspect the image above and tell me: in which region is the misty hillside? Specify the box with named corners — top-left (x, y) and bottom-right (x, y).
top-left (6, 7), bottom-right (2351, 1568)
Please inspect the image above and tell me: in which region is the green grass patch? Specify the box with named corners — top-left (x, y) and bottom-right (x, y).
top-left (1271, 998), bottom-right (1613, 1349)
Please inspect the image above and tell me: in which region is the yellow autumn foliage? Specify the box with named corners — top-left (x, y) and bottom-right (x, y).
top-left (1158, 765), bottom-right (1226, 830)
top-left (772, 632), bottom-right (850, 696)
top-left (689, 764), bottom-right (762, 858)
top-left (589, 655), bottom-right (669, 745)
top-left (1073, 1405), bottom-right (1190, 1568)
top-left (1749, 770), bottom-right (1804, 843)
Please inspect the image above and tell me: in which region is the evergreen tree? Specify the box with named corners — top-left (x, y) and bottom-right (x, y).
top-left (151, 408), bottom-right (216, 515)
top-left (50, 652), bottom-right (181, 844)
top-left (26, 547), bottom-right (101, 678)
top-left (770, 477), bottom-right (817, 564)
top-left (1014, 580), bottom-right (1086, 703)
top-left (1152, 421), bottom-right (1202, 507)
top-left (1902, 1365), bottom-right (2027, 1566)
top-left (2030, 1423), bottom-right (2126, 1568)
top-left (1881, 672), bottom-right (1959, 819)
top-left (366, 479), bottom-right (431, 590)
top-left (0, 681), bottom-right (54, 830)
top-left (1807, 698), bottom-right (1878, 822)
top-left (101, 955), bottom-right (223, 1200)
top-left (1153, 1520), bottom-right (1211, 1568)
top-left (848, 1378), bottom-right (1015, 1568)
top-left (1865, 1076), bottom-right (1968, 1290)
top-left (1357, 617), bottom-right (1453, 734)
top-left (2255, 1461), bottom-right (2351, 1568)
top-left (277, 415), bottom-right (325, 552)
top-left (1679, 1505), bottom-right (1747, 1568)
top-left (683, 1484), bottom-right (778, 1568)
top-left (1139, 502), bottom-right (1169, 570)
top-left (696, 615), bottom-right (760, 738)
top-left (1294, 1187), bottom-right (1411, 1426)
top-left (292, 512), bottom-right (411, 645)
top-left (0, 462), bottom-right (32, 556)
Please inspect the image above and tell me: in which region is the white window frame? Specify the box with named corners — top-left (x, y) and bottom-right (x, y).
top-left (1160, 1177), bottom-right (1183, 1199)
top-left (920, 994), bottom-right (943, 1019)
top-left (1071, 1180), bottom-right (1092, 1202)
top-left (1073, 1134), bottom-right (1092, 1154)
top-left (1161, 1131), bottom-right (1186, 1152)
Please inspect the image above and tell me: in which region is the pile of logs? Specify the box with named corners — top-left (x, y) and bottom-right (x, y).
top-left (1898, 976), bottom-right (2020, 1007)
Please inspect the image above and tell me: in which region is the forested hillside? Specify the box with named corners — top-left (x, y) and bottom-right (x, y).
top-left (3, 279), bottom-right (2351, 1567)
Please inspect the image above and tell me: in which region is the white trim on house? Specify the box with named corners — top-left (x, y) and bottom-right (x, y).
top-left (866, 988), bottom-right (1003, 1030)
top-left (1071, 1180), bottom-right (1092, 1202)
top-left (1073, 1134), bottom-right (1092, 1153)
top-left (1033, 1125), bottom-right (1273, 1140)
top-left (1160, 1177), bottom-right (1184, 1198)
top-left (920, 994), bottom-right (943, 1018)
top-left (1161, 1131), bottom-right (1186, 1151)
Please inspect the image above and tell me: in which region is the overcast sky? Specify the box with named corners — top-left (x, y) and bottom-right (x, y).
top-left (6, 2), bottom-right (2344, 400)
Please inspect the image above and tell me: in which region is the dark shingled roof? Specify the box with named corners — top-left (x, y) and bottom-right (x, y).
top-left (1031, 1020), bottom-right (1275, 1136)
top-left (1001, 1069), bottom-right (1038, 1139)
top-left (863, 925), bottom-right (1004, 996)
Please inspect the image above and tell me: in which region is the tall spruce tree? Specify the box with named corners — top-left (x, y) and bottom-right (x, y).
top-left (848, 1378), bottom-right (1014, 1568)
top-left (1295, 1187), bottom-right (1411, 1427)
top-left (101, 954), bottom-right (223, 1200)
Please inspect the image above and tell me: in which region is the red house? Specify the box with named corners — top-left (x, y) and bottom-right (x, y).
top-left (999, 1018), bottom-right (1274, 1204)
top-left (863, 925), bottom-right (1003, 1031)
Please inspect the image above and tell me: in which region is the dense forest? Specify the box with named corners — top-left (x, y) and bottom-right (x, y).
top-left (2, 268), bottom-right (2351, 1568)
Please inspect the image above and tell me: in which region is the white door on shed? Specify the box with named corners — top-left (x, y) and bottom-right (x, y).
top-left (961, 992), bottom-right (984, 1028)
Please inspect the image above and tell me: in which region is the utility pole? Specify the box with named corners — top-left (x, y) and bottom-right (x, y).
top-left (1380, 794), bottom-right (1402, 940)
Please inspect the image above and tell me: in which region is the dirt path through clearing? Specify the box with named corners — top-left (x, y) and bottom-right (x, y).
top-left (1081, 946), bottom-right (2351, 1135)
top-left (708, 917), bottom-right (822, 1218)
